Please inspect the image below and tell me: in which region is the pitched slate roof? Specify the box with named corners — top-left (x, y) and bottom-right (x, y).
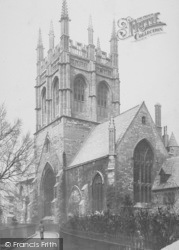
top-left (69, 104), bottom-right (141, 167)
top-left (168, 132), bottom-right (179, 147)
top-left (152, 157), bottom-right (179, 191)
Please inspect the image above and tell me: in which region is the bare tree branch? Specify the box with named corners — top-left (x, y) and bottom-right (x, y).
top-left (0, 105), bottom-right (35, 184)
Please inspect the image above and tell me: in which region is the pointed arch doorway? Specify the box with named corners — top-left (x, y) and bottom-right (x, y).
top-left (41, 164), bottom-right (56, 217)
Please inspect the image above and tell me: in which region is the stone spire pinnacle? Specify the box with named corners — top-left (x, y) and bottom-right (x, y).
top-left (88, 15), bottom-right (94, 46)
top-left (61, 0), bottom-right (69, 19)
top-left (109, 116), bottom-right (115, 129)
top-left (37, 28), bottom-right (44, 62)
top-left (88, 15), bottom-right (93, 30)
top-left (96, 38), bottom-right (101, 62)
top-left (110, 19), bottom-right (118, 68)
top-left (49, 21), bottom-right (55, 50)
top-left (111, 19), bottom-right (117, 39)
top-left (38, 28), bottom-right (43, 46)
top-left (87, 15), bottom-right (94, 58)
top-left (168, 132), bottom-right (179, 147)
top-left (109, 115), bottom-right (116, 157)
top-left (49, 20), bottom-right (54, 35)
top-left (97, 37), bottom-right (101, 50)
top-left (60, 0), bottom-right (70, 51)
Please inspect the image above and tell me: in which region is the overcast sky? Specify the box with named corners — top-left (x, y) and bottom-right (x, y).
top-left (0, 0), bottom-right (178, 141)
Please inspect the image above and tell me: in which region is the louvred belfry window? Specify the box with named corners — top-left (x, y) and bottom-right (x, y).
top-left (74, 77), bottom-right (85, 112)
top-left (133, 140), bottom-right (154, 203)
top-left (52, 78), bottom-right (59, 118)
top-left (42, 87), bottom-right (46, 126)
top-left (92, 173), bottom-right (103, 211)
top-left (97, 82), bottom-right (108, 119)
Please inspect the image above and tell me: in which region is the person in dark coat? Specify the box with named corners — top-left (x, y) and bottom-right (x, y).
top-left (39, 220), bottom-right (45, 240)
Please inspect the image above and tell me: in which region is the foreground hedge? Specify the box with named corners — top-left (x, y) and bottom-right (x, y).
top-left (64, 207), bottom-right (179, 249)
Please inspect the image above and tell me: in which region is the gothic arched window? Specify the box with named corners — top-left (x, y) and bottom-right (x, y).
top-left (97, 82), bottom-right (109, 119)
top-left (42, 165), bottom-right (56, 217)
top-left (92, 173), bottom-right (103, 211)
top-left (52, 78), bottom-right (59, 118)
top-left (42, 87), bottom-right (46, 126)
top-left (133, 140), bottom-right (154, 203)
top-left (74, 76), bottom-right (85, 112)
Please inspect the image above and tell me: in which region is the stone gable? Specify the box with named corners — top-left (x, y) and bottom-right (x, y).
top-left (115, 103), bottom-right (168, 202)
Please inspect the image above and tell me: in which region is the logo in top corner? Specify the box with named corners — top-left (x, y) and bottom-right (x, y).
top-left (117, 13), bottom-right (166, 41)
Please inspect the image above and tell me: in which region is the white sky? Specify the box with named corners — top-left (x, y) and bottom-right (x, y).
top-left (0, 0), bottom-right (178, 142)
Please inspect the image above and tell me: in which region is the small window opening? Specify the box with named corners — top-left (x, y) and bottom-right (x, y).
top-left (142, 116), bottom-right (146, 125)
top-left (45, 138), bottom-right (50, 153)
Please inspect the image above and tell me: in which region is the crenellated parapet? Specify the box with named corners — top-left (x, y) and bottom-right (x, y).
top-left (69, 40), bottom-right (88, 58)
top-left (69, 39), bottom-right (112, 66)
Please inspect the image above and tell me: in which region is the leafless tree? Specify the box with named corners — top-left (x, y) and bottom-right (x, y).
top-left (0, 104), bottom-right (35, 184)
top-left (0, 104), bottom-right (37, 224)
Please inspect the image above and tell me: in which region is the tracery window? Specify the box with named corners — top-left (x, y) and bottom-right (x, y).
top-left (52, 78), bottom-right (59, 118)
top-left (74, 77), bottom-right (85, 112)
top-left (97, 82), bottom-right (108, 119)
top-left (42, 87), bottom-right (46, 126)
top-left (92, 173), bottom-right (103, 211)
top-left (133, 140), bottom-right (154, 203)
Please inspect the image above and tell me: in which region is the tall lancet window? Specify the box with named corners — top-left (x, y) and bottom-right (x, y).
top-left (92, 173), bottom-right (103, 212)
top-left (133, 139), bottom-right (154, 204)
top-left (52, 78), bottom-right (59, 119)
top-left (74, 76), bottom-right (85, 112)
top-left (97, 81), bottom-right (109, 119)
top-left (42, 87), bottom-right (46, 126)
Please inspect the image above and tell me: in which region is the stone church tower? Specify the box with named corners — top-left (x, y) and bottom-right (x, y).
top-left (33, 0), bottom-right (120, 223)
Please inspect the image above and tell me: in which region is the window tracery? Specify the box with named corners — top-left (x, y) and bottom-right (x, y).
top-left (97, 82), bottom-right (109, 119)
top-left (74, 77), bottom-right (85, 112)
top-left (133, 140), bottom-right (154, 203)
top-left (42, 87), bottom-right (46, 126)
top-left (52, 78), bottom-right (59, 118)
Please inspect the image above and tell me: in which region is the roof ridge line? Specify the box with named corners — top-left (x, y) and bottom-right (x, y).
top-left (116, 103), bottom-right (142, 117)
top-left (116, 103), bottom-right (143, 145)
top-left (99, 103), bottom-right (142, 126)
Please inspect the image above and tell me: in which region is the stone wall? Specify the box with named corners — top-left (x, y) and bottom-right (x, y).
top-left (0, 224), bottom-right (36, 238)
top-left (64, 117), bottom-right (97, 165)
top-left (35, 117), bottom-right (64, 166)
top-left (65, 158), bottom-right (108, 216)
